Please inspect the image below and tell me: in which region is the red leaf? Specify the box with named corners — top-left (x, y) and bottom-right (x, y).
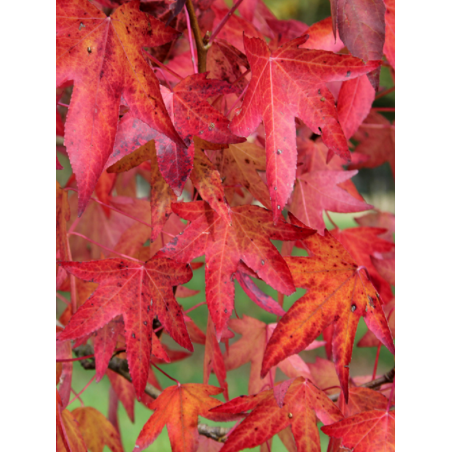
top-left (58, 257), bottom-right (193, 398)
top-left (204, 314), bottom-right (229, 399)
top-left (57, 0), bottom-right (184, 214)
top-left (290, 170), bottom-right (372, 233)
top-left (56, 327), bottom-right (73, 409)
top-left (211, 378), bottom-right (343, 452)
top-left (322, 409), bottom-right (395, 452)
top-left (337, 75), bottom-right (375, 140)
top-left (107, 369), bottom-right (135, 422)
top-left (156, 201), bottom-right (314, 338)
top-left (224, 316), bottom-right (312, 395)
top-left (299, 17), bottom-right (344, 52)
top-left (230, 35), bottom-right (380, 220)
top-left (350, 111), bottom-right (395, 176)
top-left (262, 215), bottom-right (394, 401)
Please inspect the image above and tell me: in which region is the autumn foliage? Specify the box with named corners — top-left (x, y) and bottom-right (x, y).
top-left (56, 0), bottom-right (395, 451)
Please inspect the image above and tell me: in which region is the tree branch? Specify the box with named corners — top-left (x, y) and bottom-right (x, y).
top-left (328, 367), bottom-right (395, 402)
top-left (73, 344), bottom-right (229, 442)
top-left (74, 344), bottom-right (394, 439)
top-left (185, 0), bottom-right (207, 73)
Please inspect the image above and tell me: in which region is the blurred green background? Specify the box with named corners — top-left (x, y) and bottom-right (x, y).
top-left (57, 0), bottom-right (395, 451)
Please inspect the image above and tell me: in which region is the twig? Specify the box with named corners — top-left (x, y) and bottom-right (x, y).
top-left (73, 344), bottom-right (230, 442)
top-left (74, 344), bottom-right (394, 439)
top-left (375, 86), bottom-right (395, 100)
top-left (143, 49), bottom-right (183, 81)
top-left (328, 367), bottom-right (395, 402)
top-left (209, 0), bottom-right (245, 42)
top-left (185, 0), bottom-right (207, 73)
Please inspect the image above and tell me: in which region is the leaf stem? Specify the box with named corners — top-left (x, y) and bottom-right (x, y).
top-left (374, 86), bottom-right (395, 100)
top-left (151, 362), bottom-right (181, 386)
top-left (371, 107), bottom-right (395, 112)
top-left (185, 0), bottom-right (207, 73)
top-left (184, 301), bottom-right (207, 314)
top-left (372, 343), bottom-right (382, 380)
top-left (57, 102), bottom-right (69, 108)
top-left (68, 231), bottom-right (144, 263)
top-left (154, 67), bottom-right (174, 92)
top-left (184, 4), bottom-right (198, 74)
top-left (225, 82), bottom-right (249, 117)
top-left (209, 0), bottom-right (245, 42)
top-left (68, 375), bottom-right (96, 406)
top-left (325, 211), bottom-right (339, 230)
top-left (56, 292), bottom-right (70, 306)
top-left (143, 49), bottom-right (183, 81)
top-left (57, 354), bottom-right (95, 363)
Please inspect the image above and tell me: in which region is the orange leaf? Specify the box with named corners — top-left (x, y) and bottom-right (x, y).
top-left (135, 384), bottom-right (230, 452)
top-left (72, 406), bottom-right (124, 452)
top-left (262, 215), bottom-right (394, 401)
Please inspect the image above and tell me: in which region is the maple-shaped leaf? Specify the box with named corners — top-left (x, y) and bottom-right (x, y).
top-left (135, 384), bottom-right (233, 452)
top-left (229, 35), bottom-right (380, 220)
top-left (72, 407), bottom-right (123, 452)
top-left (261, 215), bottom-right (394, 401)
top-left (225, 315), bottom-right (312, 395)
top-left (57, 0), bottom-right (184, 215)
top-left (322, 409), bottom-right (395, 452)
top-left (350, 111), bottom-right (395, 176)
top-left (156, 201), bottom-right (314, 338)
top-left (106, 73), bottom-right (245, 196)
top-left (211, 377), bottom-right (343, 452)
top-left (58, 257), bottom-right (193, 398)
top-left (290, 170), bottom-right (372, 233)
top-left (210, 142), bottom-right (271, 210)
top-left (383, 0), bottom-right (395, 69)
top-left (330, 227), bottom-right (395, 304)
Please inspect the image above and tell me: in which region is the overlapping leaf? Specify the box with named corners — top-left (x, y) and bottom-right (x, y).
top-left (156, 201), bottom-right (314, 338)
top-left (72, 407), bottom-right (124, 452)
top-left (322, 409), bottom-right (395, 452)
top-left (262, 215), bottom-right (394, 401)
top-left (58, 257), bottom-right (193, 397)
top-left (229, 34), bottom-right (380, 219)
top-left (211, 377), bottom-right (343, 452)
top-left (135, 384), bottom-right (234, 452)
top-left (57, 0), bottom-right (184, 214)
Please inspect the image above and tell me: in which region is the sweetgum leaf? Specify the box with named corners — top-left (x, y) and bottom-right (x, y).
top-left (57, 0), bottom-right (184, 215)
top-left (290, 170), bottom-right (372, 233)
top-left (58, 257), bottom-right (193, 398)
top-left (350, 111), bottom-right (395, 176)
top-left (211, 377), bottom-right (343, 452)
top-left (135, 384), bottom-right (233, 452)
top-left (262, 215), bottom-right (394, 401)
top-left (230, 35), bottom-right (380, 220)
top-left (331, 227), bottom-right (395, 304)
top-left (72, 407), bottom-right (124, 452)
top-left (322, 409), bottom-right (395, 452)
top-left (156, 201), bottom-right (314, 339)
